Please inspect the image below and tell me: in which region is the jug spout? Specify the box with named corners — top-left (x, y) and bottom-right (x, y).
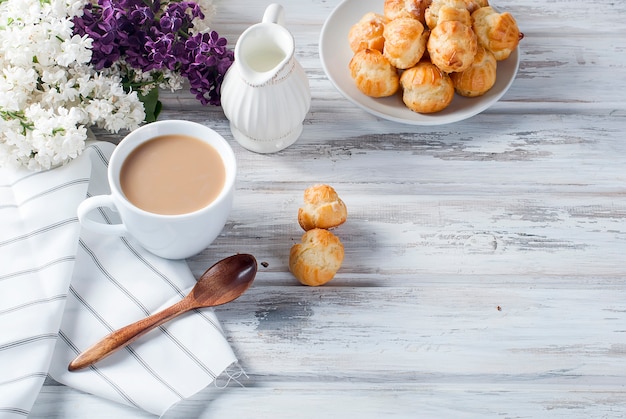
top-left (234, 4), bottom-right (294, 86)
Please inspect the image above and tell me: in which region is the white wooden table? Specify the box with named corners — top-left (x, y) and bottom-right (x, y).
top-left (30, 0), bottom-right (626, 417)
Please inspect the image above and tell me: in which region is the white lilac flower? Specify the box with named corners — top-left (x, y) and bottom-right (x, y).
top-left (0, 67), bottom-right (38, 110)
top-left (58, 34), bottom-right (93, 67)
top-left (0, 0), bottom-right (145, 171)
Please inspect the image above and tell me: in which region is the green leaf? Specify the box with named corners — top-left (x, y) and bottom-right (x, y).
top-left (138, 87), bottom-right (162, 123)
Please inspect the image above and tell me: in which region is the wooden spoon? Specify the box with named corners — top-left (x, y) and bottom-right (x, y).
top-left (68, 253), bottom-right (257, 371)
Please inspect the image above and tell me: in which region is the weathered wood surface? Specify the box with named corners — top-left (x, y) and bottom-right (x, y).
top-left (31, 0), bottom-right (626, 417)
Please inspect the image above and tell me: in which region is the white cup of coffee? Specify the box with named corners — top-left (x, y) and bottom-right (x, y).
top-left (78, 120), bottom-right (236, 259)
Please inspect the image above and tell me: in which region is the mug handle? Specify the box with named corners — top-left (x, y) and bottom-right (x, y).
top-left (77, 195), bottom-right (128, 236)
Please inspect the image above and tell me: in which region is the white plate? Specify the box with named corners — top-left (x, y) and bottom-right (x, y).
top-left (319, 0), bottom-right (520, 125)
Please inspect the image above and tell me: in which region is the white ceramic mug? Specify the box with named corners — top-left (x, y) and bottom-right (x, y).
top-left (78, 120), bottom-right (236, 259)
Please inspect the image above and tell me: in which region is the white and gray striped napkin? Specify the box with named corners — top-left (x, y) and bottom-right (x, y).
top-left (0, 142), bottom-right (240, 418)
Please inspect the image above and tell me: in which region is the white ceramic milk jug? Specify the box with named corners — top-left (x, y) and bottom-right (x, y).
top-left (220, 4), bottom-right (311, 153)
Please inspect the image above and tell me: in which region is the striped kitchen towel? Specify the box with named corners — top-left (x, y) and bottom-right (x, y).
top-left (0, 142), bottom-right (239, 418)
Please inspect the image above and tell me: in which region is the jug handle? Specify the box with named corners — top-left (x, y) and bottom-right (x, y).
top-left (262, 3), bottom-right (285, 26)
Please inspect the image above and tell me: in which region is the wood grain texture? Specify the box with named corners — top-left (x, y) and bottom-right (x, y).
top-left (30, 0), bottom-right (626, 417)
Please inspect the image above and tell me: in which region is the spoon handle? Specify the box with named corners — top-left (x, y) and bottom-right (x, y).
top-left (68, 298), bottom-right (193, 371)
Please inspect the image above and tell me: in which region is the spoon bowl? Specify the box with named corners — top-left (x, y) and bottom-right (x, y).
top-left (68, 253), bottom-right (257, 371)
top-left (190, 253), bottom-right (257, 306)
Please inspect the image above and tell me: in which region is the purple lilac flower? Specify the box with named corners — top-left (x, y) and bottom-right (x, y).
top-left (73, 0), bottom-right (234, 106)
top-left (182, 31), bottom-right (234, 105)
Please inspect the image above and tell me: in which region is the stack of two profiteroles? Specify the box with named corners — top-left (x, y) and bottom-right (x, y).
top-left (289, 185), bottom-right (348, 286)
